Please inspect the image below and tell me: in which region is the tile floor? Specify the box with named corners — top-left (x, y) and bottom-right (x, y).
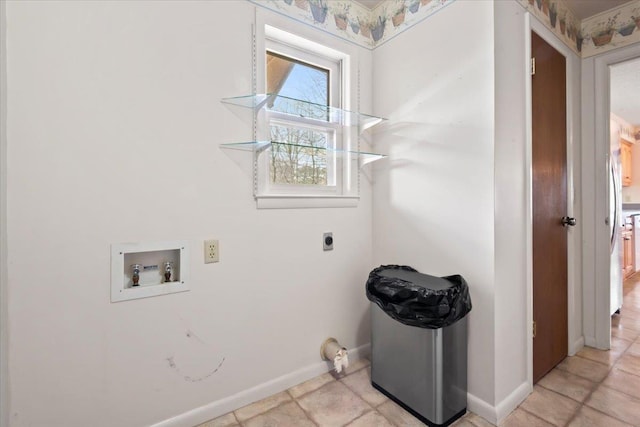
top-left (197, 278), bottom-right (640, 427)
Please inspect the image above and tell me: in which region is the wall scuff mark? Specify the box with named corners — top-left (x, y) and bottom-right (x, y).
top-left (185, 329), bottom-right (206, 344)
top-left (166, 357), bottom-right (177, 369)
top-left (166, 356), bottom-right (226, 382)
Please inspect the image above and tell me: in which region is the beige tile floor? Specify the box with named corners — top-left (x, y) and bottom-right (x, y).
top-left (198, 278), bottom-right (640, 427)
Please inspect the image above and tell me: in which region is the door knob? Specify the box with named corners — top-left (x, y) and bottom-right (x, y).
top-left (561, 216), bottom-right (576, 227)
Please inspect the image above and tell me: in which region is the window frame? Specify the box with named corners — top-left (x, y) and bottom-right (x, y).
top-left (265, 116), bottom-right (340, 193)
top-left (254, 18), bottom-right (358, 209)
top-left (262, 39), bottom-right (343, 196)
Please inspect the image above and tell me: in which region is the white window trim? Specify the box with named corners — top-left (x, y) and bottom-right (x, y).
top-left (264, 117), bottom-right (341, 195)
top-left (254, 11), bottom-right (359, 209)
top-left (263, 40), bottom-right (342, 196)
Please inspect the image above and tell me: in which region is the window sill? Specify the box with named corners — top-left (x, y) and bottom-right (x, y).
top-left (256, 195), bottom-right (359, 209)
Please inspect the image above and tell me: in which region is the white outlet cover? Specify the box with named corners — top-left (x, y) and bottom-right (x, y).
top-left (204, 239), bottom-right (219, 263)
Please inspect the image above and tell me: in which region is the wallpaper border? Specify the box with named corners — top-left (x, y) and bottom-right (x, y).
top-left (249, 0), bottom-right (640, 57)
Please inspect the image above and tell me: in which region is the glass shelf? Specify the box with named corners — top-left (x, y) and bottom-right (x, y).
top-left (220, 141), bottom-right (273, 153)
top-left (220, 141), bottom-right (386, 167)
top-left (221, 94), bottom-right (387, 132)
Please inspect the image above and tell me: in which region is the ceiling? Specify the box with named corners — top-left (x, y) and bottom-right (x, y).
top-left (564, 0), bottom-right (632, 20)
top-left (611, 58), bottom-right (640, 126)
top-left (353, 0), bottom-right (634, 19)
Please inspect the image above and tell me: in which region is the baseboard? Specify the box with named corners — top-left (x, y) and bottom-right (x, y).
top-left (466, 392), bottom-right (497, 425)
top-left (495, 381), bottom-right (531, 425)
top-left (584, 335), bottom-right (597, 348)
top-left (569, 336), bottom-right (585, 356)
top-left (467, 381), bottom-right (531, 426)
top-left (151, 343), bottom-right (371, 427)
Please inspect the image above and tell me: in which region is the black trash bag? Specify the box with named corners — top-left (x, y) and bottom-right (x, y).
top-left (366, 265), bottom-right (472, 329)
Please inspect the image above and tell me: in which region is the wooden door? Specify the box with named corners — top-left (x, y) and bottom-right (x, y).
top-left (532, 32), bottom-right (568, 383)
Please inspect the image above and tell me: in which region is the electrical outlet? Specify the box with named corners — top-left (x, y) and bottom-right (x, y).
top-left (323, 232), bottom-right (333, 251)
top-left (204, 239), bottom-right (219, 263)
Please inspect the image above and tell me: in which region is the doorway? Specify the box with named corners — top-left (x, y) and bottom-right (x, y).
top-left (608, 57), bottom-right (640, 337)
top-left (531, 31), bottom-right (569, 383)
top-left (587, 43), bottom-right (640, 351)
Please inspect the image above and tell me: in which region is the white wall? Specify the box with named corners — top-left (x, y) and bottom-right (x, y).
top-left (372, 0), bottom-right (497, 410)
top-left (581, 55), bottom-right (601, 348)
top-left (1, 1), bottom-right (9, 426)
top-left (565, 31), bottom-right (584, 359)
top-left (5, 1), bottom-right (374, 426)
top-left (493, 0), bottom-right (529, 408)
top-left (493, 0), bottom-right (583, 411)
top-left (3, 0), bottom-right (600, 425)
top-left (372, 2), bottom-right (583, 424)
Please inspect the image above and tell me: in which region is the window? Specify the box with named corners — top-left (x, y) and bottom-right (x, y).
top-left (266, 49), bottom-right (336, 189)
top-left (254, 25), bottom-right (357, 207)
top-left (270, 121), bottom-right (334, 186)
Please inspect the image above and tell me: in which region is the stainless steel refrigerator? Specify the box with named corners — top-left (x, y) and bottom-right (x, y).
top-left (610, 118), bottom-right (623, 315)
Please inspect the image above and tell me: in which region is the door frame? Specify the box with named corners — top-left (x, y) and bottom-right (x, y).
top-left (589, 44), bottom-right (640, 350)
top-left (525, 15), bottom-right (580, 387)
top-left (0, 2), bottom-right (8, 426)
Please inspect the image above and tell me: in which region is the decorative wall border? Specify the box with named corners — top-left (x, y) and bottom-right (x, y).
top-left (517, 0), bottom-right (581, 54)
top-left (581, 1), bottom-right (640, 58)
top-left (248, 0), bottom-right (454, 50)
top-left (517, 0), bottom-right (640, 58)
top-left (250, 0), bottom-right (640, 57)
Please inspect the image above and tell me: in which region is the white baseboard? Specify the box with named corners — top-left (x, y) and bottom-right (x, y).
top-left (467, 381), bottom-right (531, 426)
top-left (151, 343), bottom-right (371, 427)
top-left (569, 336), bottom-right (585, 356)
top-left (154, 343), bottom-right (530, 427)
top-left (584, 335), bottom-right (597, 348)
top-left (467, 392), bottom-right (497, 425)
top-left (495, 381), bottom-right (531, 425)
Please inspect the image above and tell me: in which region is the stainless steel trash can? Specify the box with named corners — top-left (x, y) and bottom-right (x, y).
top-left (368, 267), bottom-right (470, 427)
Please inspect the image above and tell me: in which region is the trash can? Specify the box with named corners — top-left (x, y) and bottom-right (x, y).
top-left (366, 265), bottom-right (472, 427)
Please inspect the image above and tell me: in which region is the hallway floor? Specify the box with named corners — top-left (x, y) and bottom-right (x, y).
top-left (198, 278), bottom-right (640, 427)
